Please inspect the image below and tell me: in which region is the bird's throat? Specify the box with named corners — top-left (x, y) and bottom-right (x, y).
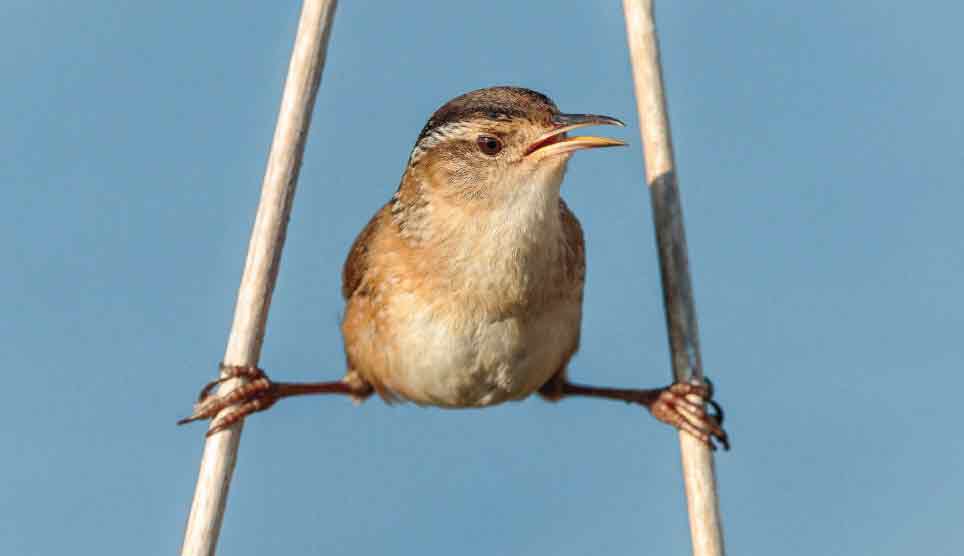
top-left (397, 172), bottom-right (568, 309)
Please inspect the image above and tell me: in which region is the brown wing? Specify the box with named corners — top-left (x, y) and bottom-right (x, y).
top-left (559, 198), bottom-right (586, 289)
top-left (342, 202), bottom-right (391, 299)
top-left (538, 199), bottom-right (586, 400)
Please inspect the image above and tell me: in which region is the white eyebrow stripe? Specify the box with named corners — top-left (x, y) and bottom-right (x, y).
top-left (408, 122), bottom-right (474, 164)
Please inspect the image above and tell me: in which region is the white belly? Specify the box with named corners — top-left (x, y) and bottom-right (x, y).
top-left (383, 293), bottom-right (581, 407)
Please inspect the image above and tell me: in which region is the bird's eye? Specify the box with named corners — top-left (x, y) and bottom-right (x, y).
top-left (476, 135), bottom-right (503, 156)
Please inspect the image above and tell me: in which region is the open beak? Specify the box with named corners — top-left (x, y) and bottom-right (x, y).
top-left (525, 113), bottom-right (626, 158)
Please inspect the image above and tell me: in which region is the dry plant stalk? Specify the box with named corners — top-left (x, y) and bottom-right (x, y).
top-left (622, 1), bottom-right (727, 555)
top-left (180, 1), bottom-right (338, 555)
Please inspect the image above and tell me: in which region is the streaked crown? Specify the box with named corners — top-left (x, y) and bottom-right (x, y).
top-left (409, 86), bottom-right (559, 163)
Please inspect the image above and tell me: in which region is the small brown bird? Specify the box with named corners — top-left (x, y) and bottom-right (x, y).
top-left (180, 86), bottom-right (728, 449)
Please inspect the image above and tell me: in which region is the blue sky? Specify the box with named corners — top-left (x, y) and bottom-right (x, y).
top-left (2, 2), bottom-right (962, 555)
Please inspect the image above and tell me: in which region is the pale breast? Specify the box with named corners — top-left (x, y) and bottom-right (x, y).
top-left (341, 178), bottom-right (585, 407)
top-left (378, 290), bottom-right (581, 407)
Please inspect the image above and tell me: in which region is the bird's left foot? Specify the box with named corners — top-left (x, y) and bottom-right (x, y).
top-left (552, 378), bottom-right (730, 451)
top-left (648, 381), bottom-right (729, 451)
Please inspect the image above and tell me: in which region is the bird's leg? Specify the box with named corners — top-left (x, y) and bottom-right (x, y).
top-left (178, 364), bottom-right (373, 436)
top-left (541, 377), bottom-right (729, 450)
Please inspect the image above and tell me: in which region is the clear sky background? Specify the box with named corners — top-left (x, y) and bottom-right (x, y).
top-left (3, 1), bottom-right (962, 555)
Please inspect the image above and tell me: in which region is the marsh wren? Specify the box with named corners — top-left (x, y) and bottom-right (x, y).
top-left (180, 86), bottom-right (728, 449)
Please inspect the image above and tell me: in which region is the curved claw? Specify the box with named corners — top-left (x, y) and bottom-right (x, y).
top-left (205, 389), bottom-right (278, 436)
top-left (196, 364), bottom-right (267, 401)
top-left (706, 398), bottom-right (725, 426)
top-left (197, 376), bottom-right (228, 402)
top-left (703, 376), bottom-right (716, 399)
top-left (178, 364), bottom-right (275, 434)
top-left (652, 381), bottom-right (730, 451)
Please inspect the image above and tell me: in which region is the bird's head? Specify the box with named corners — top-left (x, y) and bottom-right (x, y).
top-left (404, 86), bottom-right (624, 206)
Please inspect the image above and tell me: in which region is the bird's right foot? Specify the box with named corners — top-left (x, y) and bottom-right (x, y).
top-left (178, 364), bottom-right (279, 436)
top-left (178, 364), bottom-right (371, 436)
